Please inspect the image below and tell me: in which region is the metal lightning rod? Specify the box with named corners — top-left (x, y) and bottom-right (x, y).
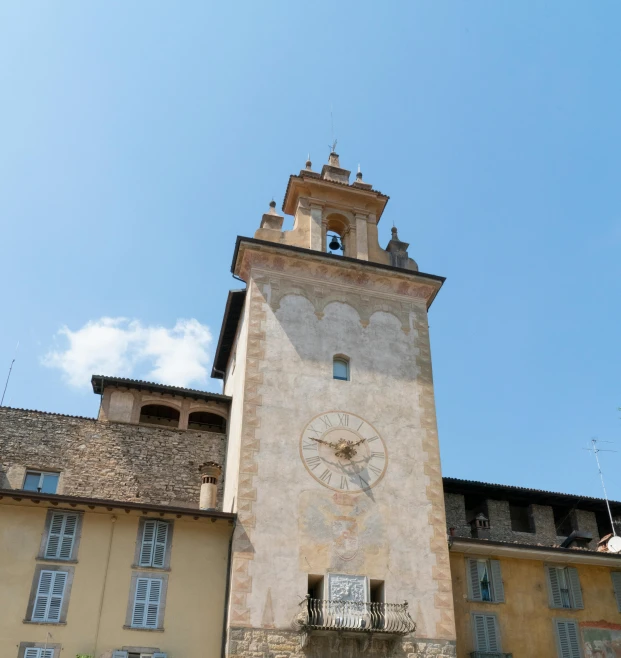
top-left (0, 341), bottom-right (19, 407)
top-left (585, 438), bottom-right (617, 537)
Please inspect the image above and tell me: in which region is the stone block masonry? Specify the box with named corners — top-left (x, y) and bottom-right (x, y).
top-left (228, 628), bottom-right (456, 658)
top-left (0, 407), bottom-right (226, 508)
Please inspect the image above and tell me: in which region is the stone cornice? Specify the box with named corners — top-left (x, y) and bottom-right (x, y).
top-left (232, 237), bottom-right (444, 310)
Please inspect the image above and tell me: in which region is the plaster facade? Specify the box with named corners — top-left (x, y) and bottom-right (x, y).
top-left (450, 548), bottom-right (621, 658)
top-left (223, 238), bottom-right (454, 656)
top-left (0, 497), bottom-right (233, 658)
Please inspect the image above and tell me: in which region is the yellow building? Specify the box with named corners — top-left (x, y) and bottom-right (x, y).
top-left (446, 478), bottom-right (621, 658)
top-left (0, 489), bottom-right (234, 658)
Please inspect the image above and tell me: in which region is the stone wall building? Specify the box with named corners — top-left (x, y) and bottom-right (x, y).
top-left (2, 151), bottom-right (621, 658)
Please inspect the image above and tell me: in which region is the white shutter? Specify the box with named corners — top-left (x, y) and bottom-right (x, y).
top-left (612, 572), bottom-right (621, 612)
top-left (132, 577), bottom-right (149, 626)
top-left (32, 570), bottom-right (67, 622)
top-left (547, 566), bottom-right (564, 608)
top-left (47, 571), bottom-right (68, 622)
top-left (145, 578), bottom-right (162, 628)
top-left (152, 522), bottom-right (169, 568)
top-left (132, 577), bottom-right (162, 628)
top-left (468, 559), bottom-right (482, 601)
top-left (40, 651), bottom-right (54, 658)
top-left (567, 567), bottom-right (584, 609)
top-left (112, 652), bottom-right (128, 658)
top-left (45, 512), bottom-right (79, 560)
top-left (24, 650), bottom-right (41, 658)
top-left (556, 619), bottom-right (581, 658)
top-left (139, 520), bottom-right (157, 566)
top-left (490, 559), bottom-right (505, 603)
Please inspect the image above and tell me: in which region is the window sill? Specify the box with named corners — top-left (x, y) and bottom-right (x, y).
top-left (123, 625), bottom-right (164, 632)
top-left (467, 599), bottom-right (503, 605)
top-left (36, 557), bottom-right (78, 564)
top-left (23, 620), bottom-right (67, 626)
top-left (131, 564), bottom-right (171, 572)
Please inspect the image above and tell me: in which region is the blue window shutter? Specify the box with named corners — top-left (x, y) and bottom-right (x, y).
top-left (139, 520), bottom-right (157, 566)
top-left (547, 566), bottom-right (563, 608)
top-left (468, 559), bottom-right (482, 601)
top-left (567, 567), bottom-right (584, 609)
top-left (490, 559), bottom-right (505, 603)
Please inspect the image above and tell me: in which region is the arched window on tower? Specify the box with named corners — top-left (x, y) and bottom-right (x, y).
top-left (333, 356), bottom-right (350, 381)
top-left (139, 404), bottom-right (180, 428)
top-left (188, 411), bottom-right (227, 434)
top-left (325, 213), bottom-right (348, 256)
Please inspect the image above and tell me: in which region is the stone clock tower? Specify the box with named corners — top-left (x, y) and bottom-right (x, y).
top-left (216, 152), bottom-right (456, 657)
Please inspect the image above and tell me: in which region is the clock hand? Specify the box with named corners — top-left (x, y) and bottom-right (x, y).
top-left (309, 437), bottom-right (332, 446)
top-left (350, 437), bottom-right (367, 447)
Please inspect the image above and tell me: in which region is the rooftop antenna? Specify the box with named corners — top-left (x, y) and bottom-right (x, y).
top-left (329, 104), bottom-right (337, 154)
top-left (585, 438), bottom-right (621, 551)
top-left (1, 341), bottom-right (19, 407)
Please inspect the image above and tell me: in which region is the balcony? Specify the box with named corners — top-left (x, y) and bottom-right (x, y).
top-left (469, 653), bottom-right (513, 658)
top-left (298, 598), bottom-right (416, 636)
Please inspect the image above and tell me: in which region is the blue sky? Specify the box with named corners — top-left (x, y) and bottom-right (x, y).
top-left (1, 2), bottom-right (620, 500)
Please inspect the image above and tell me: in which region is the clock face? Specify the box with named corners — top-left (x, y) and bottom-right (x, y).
top-left (299, 411), bottom-right (387, 492)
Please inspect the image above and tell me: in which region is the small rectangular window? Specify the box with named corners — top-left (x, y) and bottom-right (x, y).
top-left (472, 613), bottom-right (501, 653)
top-left (333, 357), bottom-right (349, 381)
top-left (554, 619), bottom-right (582, 658)
top-left (138, 520), bottom-right (170, 568)
top-left (546, 566), bottom-right (583, 609)
top-left (467, 558), bottom-right (505, 603)
top-left (612, 572), bottom-right (621, 612)
top-left (23, 650), bottom-right (55, 658)
top-left (44, 512), bottom-right (80, 560)
top-left (31, 570), bottom-right (68, 623)
top-left (23, 471), bottom-right (59, 494)
top-left (131, 577), bottom-right (163, 628)
top-left (510, 503), bottom-right (534, 533)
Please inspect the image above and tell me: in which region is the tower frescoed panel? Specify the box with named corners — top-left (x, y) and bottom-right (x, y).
top-left (216, 151), bottom-right (456, 657)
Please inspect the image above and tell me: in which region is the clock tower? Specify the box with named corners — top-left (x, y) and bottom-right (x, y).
top-left (214, 152), bottom-right (456, 657)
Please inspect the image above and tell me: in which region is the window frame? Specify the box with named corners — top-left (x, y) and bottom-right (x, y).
top-left (37, 510), bottom-right (83, 562)
top-left (24, 564), bottom-right (74, 625)
top-left (546, 565), bottom-right (584, 610)
top-left (133, 518), bottom-right (174, 570)
top-left (466, 557), bottom-right (505, 603)
top-left (553, 618), bottom-right (583, 658)
top-left (471, 612), bottom-right (502, 653)
top-left (18, 644), bottom-right (61, 658)
top-left (332, 356), bottom-right (350, 382)
top-left (124, 572), bottom-right (169, 630)
top-left (23, 470), bottom-right (60, 495)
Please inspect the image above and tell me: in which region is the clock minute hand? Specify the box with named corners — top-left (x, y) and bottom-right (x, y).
top-left (309, 437), bottom-right (332, 446)
top-left (350, 437), bottom-right (367, 447)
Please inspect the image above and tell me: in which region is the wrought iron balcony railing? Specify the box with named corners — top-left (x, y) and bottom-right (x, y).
top-left (469, 652), bottom-right (513, 658)
top-left (299, 598), bottom-right (416, 635)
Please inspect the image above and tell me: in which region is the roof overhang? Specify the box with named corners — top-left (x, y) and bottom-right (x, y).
top-left (211, 289), bottom-right (247, 379)
top-left (0, 488), bottom-right (236, 524)
top-left (449, 536), bottom-right (621, 566)
top-left (443, 477), bottom-right (621, 515)
top-left (282, 173), bottom-right (390, 222)
top-left (91, 375), bottom-right (231, 405)
top-left (231, 237), bottom-right (445, 309)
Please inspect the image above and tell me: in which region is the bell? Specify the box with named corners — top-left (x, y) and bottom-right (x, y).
top-left (329, 236), bottom-right (340, 251)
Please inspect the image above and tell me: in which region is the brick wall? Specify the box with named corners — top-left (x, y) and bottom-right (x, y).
top-left (0, 407), bottom-right (227, 509)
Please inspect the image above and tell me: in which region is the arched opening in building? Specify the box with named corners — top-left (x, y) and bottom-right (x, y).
top-left (187, 411), bottom-right (227, 433)
top-left (325, 214), bottom-right (348, 256)
top-left (139, 404), bottom-right (180, 428)
top-left (333, 355), bottom-right (350, 381)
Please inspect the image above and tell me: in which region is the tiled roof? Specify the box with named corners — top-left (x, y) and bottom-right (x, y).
top-left (443, 476), bottom-right (621, 508)
top-left (0, 406), bottom-right (96, 421)
top-left (91, 375), bottom-right (231, 402)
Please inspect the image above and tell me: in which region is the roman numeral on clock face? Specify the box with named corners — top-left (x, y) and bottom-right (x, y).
top-left (368, 464), bottom-right (382, 476)
top-left (318, 415), bottom-right (332, 429)
top-left (339, 476), bottom-right (349, 490)
top-left (306, 456), bottom-right (321, 470)
top-left (337, 413), bottom-right (349, 426)
top-left (302, 440), bottom-right (318, 451)
top-left (371, 451), bottom-right (385, 459)
top-left (367, 436), bottom-right (380, 443)
top-left (319, 469), bottom-right (332, 484)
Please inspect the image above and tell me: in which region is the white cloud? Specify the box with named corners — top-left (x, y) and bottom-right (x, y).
top-left (43, 317), bottom-right (213, 389)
